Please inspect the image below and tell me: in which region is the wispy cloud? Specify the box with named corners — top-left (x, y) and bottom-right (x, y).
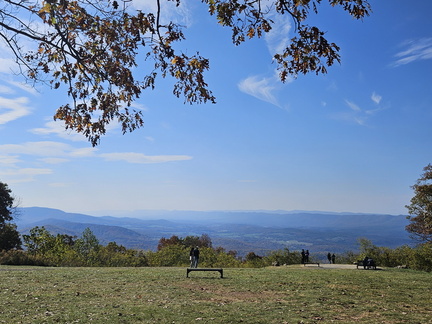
top-left (237, 13), bottom-right (294, 109)
top-left (100, 152), bottom-right (192, 164)
top-left (0, 141), bottom-right (192, 164)
top-left (0, 139), bottom-right (193, 182)
top-left (392, 37), bottom-right (432, 67)
top-left (264, 14), bottom-right (292, 56)
top-left (0, 167), bottom-right (53, 183)
top-left (238, 75), bottom-right (282, 108)
top-left (39, 157), bottom-right (70, 164)
top-left (0, 96), bottom-right (32, 124)
top-left (6, 80), bottom-right (39, 96)
top-left (131, 0), bottom-right (192, 27)
top-left (30, 120), bottom-right (88, 142)
top-left (345, 100), bottom-right (362, 112)
top-left (334, 92), bottom-right (386, 126)
top-left (0, 154), bottom-right (21, 165)
top-left (0, 141), bottom-right (96, 158)
top-left (371, 92), bottom-right (382, 105)
top-left (0, 58), bottom-right (16, 74)
top-left (0, 84), bottom-right (15, 95)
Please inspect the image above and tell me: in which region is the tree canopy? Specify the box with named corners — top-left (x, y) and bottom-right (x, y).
top-left (0, 181), bottom-right (14, 225)
top-left (0, 181), bottom-right (21, 250)
top-left (406, 164), bottom-right (432, 243)
top-left (1, 0), bottom-right (371, 145)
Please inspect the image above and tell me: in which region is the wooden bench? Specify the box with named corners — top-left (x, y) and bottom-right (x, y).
top-left (303, 262), bottom-right (320, 267)
top-left (186, 268), bottom-right (224, 278)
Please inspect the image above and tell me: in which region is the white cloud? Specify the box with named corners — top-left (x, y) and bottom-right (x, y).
top-left (39, 157), bottom-right (69, 164)
top-left (393, 38), bottom-right (432, 67)
top-left (100, 152), bottom-right (193, 164)
top-left (6, 80), bottom-right (39, 96)
top-left (30, 120), bottom-right (88, 142)
top-left (339, 95), bottom-right (387, 126)
top-left (131, 0), bottom-right (192, 27)
top-left (238, 75), bottom-right (281, 107)
top-left (0, 58), bottom-right (16, 74)
top-left (0, 154), bottom-right (21, 165)
top-left (0, 167), bottom-right (53, 183)
top-left (0, 141), bottom-right (96, 158)
top-left (264, 14), bottom-right (292, 56)
top-left (0, 139), bottom-right (192, 182)
top-left (0, 141), bottom-right (191, 164)
top-left (237, 13), bottom-right (294, 109)
top-left (345, 100), bottom-right (361, 112)
top-left (0, 96), bottom-right (32, 124)
top-left (0, 84), bottom-right (15, 94)
top-left (371, 92), bottom-right (382, 105)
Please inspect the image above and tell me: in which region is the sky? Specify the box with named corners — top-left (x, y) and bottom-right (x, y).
top-left (0, 1), bottom-right (431, 216)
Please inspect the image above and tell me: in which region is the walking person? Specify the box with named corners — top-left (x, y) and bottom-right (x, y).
top-left (305, 250), bottom-right (310, 263)
top-left (327, 252), bottom-right (332, 264)
top-left (331, 254), bottom-right (336, 264)
top-left (301, 249), bottom-right (305, 264)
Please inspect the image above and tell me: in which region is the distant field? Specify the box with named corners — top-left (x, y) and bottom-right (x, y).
top-left (0, 265), bottom-right (430, 323)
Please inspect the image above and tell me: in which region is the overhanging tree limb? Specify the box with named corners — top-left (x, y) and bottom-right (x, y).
top-left (0, 0), bottom-right (371, 145)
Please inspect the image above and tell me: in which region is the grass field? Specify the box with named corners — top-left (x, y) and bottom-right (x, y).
top-left (0, 265), bottom-right (431, 323)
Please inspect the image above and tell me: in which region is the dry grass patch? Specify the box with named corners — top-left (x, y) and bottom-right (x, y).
top-left (0, 265), bottom-right (431, 323)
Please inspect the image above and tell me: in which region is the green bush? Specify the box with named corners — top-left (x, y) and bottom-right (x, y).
top-left (409, 243), bottom-right (432, 272)
top-left (0, 249), bottom-right (49, 266)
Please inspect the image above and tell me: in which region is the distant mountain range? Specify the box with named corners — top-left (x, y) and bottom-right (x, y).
top-left (15, 207), bottom-right (412, 257)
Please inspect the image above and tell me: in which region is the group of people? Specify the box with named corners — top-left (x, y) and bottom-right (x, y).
top-left (327, 252), bottom-right (336, 264)
top-left (301, 249), bottom-right (337, 264)
top-left (363, 256), bottom-right (376, 269)
top-left (189, 246), bottom-right (200, 268)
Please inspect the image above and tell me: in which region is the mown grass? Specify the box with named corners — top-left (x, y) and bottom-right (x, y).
top-left (0, 265), bottom-right (431, 323)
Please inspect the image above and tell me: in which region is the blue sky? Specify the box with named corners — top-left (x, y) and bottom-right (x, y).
top-left (1, 1), bottom-right (431, 216)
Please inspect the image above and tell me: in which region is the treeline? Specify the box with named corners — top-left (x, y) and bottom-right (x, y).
top-left (1, 227), bottom-right (431, 272)
top-left (330, 238), bottom-right (432, 272)
top-left (352, 238), bottom-right (432, 272)
top-left (0, 227), bottom-right (302, 268)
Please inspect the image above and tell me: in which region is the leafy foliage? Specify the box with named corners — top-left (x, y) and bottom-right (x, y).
top-left (1, 0), bottom-right (370, 145)
top-left (0, 223), bottom-right (22, 251)
top-left (0, 181), bottom-right (21, 251)
top-left (7, 226), bottom-right (432, 271)
top-left (406, 164), bottom-right (432, 243)
top-left (0, 181), bottom-right (14, 224)
top-left (157, 234), bottom-right (213, 251)
top-left (357, 237), bottom-right (432, 272)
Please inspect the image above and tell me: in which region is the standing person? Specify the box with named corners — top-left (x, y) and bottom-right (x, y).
top-left (331, 254), bottom-right (336, 264)
top-left (305, 250), bottom-right (310, 263)
top-left (189, 247), bottom-right (195, 268)
top-left (327, 252), bottom-right (332, 264)
top-left (193, 246), bottom-right (200, 268)
top-left (301, 249), bottom-right (305, 264)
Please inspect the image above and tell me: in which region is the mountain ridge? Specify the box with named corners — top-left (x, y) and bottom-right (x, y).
top-left (15, 207), bottom-right (412, 257)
